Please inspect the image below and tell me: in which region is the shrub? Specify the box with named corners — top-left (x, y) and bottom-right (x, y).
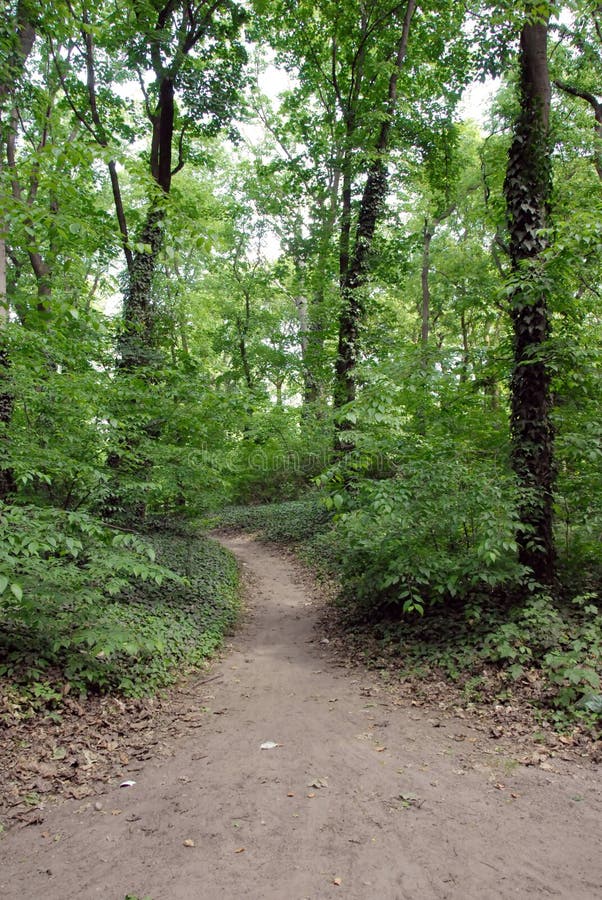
top-left (328, 443), bottom-right (526, 615)
top-left (0, 506), bottom-right (239, 706)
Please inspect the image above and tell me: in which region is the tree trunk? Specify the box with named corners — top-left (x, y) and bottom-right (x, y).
top-left (504, 18), bottom-right (555, 584)
top-left (421, 218), bottom-right (433, 349)
top-left (118, 208), bottom-right (165, 369)
top-left (0, 236), bottom-right (15, 500)
top-left (118, 76), bottom-right (175, 368)
top-left (333, 0), bottom-right (416, 454)
top-left (0, 0), bottom-right (36, 499)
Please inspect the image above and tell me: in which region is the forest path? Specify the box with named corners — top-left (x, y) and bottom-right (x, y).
top-left (2, 533), bottom-right (601, 900)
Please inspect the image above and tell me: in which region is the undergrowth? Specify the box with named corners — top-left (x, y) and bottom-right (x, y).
top-left (0, 516), bottom-right (239, 718)
top-left (215, 498), bottom-right (332, 543)
top-left (337, 590), bottom-right (602, 732)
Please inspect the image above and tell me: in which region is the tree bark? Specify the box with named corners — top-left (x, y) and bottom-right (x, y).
top-left (0, 236), bottom-right (15, 500)
top-left (504, 18), bottom-right (555, 584)
top-left (333, 0), bottom-right (417, 454)
top-left (0, 0), bottom-right (36, 498)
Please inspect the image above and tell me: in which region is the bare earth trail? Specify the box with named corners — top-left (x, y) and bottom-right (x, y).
top-left (1, 534), bottom-right (601, 900)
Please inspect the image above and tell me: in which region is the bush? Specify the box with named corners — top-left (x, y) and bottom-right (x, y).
top-left (326, 442), bottom-right (526, 616)
top-left (0, 507), bottom-right (239, 708)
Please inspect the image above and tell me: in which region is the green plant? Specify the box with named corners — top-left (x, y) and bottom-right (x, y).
top-left (327, 440), bottom-right (526, 615)
top-left (0, 511), bottom-right (239, 709)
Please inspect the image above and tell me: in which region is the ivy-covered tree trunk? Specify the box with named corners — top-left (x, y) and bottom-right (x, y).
top-left (0, 0), bottom-right (37, 499)
top-left (504, 17), bottom-right (555, 584)
top-left (334, 159), bottom-right (389, 451)
top-left (0, 237), bottom-right (15, 500)
top-left (118, 76), bottom-right (174, 370)
top-left (333, 0), bottom-right (416, 455)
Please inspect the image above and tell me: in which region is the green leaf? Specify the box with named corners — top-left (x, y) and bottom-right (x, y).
top-left (10, 583), bottom-right (23, 602)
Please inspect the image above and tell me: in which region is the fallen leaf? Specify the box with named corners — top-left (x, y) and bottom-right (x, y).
top-left (307, 778), bottom-right (328, 789)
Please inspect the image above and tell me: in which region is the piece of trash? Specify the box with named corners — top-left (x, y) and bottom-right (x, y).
top-left (183, 839), bottom-right (195, 848)
top-left (235, 847), bottom-right (245, 853)
top-left (333, 877), bottom-right (342, 886)
top-left (260, 741), bottom-right (280, 750)
top-left (287, 792), bottom-right (295, 797)
top-left (320, 638), bottom-right (330, 645)
top-left (119, 780), bottom-right (136, 788)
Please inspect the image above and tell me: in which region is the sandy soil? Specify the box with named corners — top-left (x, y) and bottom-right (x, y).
top-left (1, 533), bottom-right (601, 900)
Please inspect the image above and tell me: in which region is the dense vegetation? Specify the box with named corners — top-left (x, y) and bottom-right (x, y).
top-left (1, 0), bottom-right (601, 729)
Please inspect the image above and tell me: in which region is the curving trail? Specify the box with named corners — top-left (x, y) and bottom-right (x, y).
top-left (1, 533), bottom-right (601, 899)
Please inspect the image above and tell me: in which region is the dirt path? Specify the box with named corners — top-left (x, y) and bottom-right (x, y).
top-left (1, 534), bottom-right (601, 900)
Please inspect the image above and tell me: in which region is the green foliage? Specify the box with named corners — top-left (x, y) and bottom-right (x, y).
top-left (1, 0), bottom-right (601, 741)
top-left (338, 590), bottom-right (601, 728)
top-left (216, 497), bottom-right (331, 543)
top-left (327, 442), bottom-right (526, 615)
top-left (228, 407), bottom-right (332, 504)
top-left (0, 511), bottom-right (239, 709)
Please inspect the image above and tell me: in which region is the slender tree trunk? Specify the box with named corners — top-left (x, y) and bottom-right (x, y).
top-left (301, 167), bottom-right (340, 411)
top-left (459, 310), bottom-right (469, 384)
top-left (333, 0), bottom-right (416, 454)
top-left (421, 218), bottom-right (433, 349)
top-left (0, 236), bottom-right (15, 500)
top-left (504, 18), bottom-right (555, 584)
top-left (0, 0), bottom-right (36, 498)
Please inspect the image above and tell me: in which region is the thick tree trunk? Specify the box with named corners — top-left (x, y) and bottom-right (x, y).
top-left (118, 76), bottom-right (175, 368)
top-left (504, 19), bottom-right (555, 584)
top-left (118, 208), bottom-right (164, 369)
top-left (334, 159), bottom-right (388, 430)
